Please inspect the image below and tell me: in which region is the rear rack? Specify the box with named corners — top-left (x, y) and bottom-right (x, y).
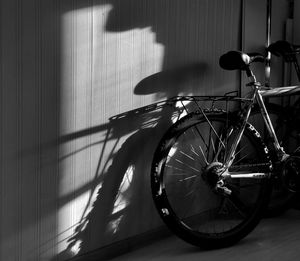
top-left (110, 92), bottom-right (251, 122)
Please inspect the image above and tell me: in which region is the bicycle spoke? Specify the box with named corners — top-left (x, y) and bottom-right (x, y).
top-left (181, 194), bottom-right (198, 220)
top-left (190, 127), bottom-right (210, 164)
top-left (207, 122), bottom-right (214, 158)
top-left (167, 185), bottom-right (201, 200)
top-left (165, 175), bottom-right (198, 186)
top-left (178, 175), bottom-right (198, 182)
top-left (174, 159), bottom-right (200, 173)
top-left (165, 164), bottom-right (186, 172)
top-left (226, 194), bottom-right (249, 219)
top-left (190, 143), bottom-right (209, 166)
top-left (210, 135), bottom-right (216, 156)
top-left (179, 150), bottom-right (196, 161)
top-left (201, 112), bottom-right (226, 149)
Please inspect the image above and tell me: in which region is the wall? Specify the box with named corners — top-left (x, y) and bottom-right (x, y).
top-left (292, 0), bottom-right (300, 84)
top-left (294, 0), bottom-right (300, 44)
top-left (0, 0), bottom-right (256, 260)
top-left (242, 0), bottom-right (290, 88)
top-left (1, 1), bottom-right (60, 261)
top-left (270, 0), bottom-right (291, 86)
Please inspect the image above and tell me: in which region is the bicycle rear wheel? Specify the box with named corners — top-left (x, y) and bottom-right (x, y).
top-left (151, 111), bottom-right (272, 248)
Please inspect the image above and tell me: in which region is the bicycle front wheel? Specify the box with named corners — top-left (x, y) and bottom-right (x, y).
top-left (151, 111), bottom-right (272, 248)
top-left (249, 102), bottom-right (300, 155)
top-left (249, 103), bottom-right (299, 216)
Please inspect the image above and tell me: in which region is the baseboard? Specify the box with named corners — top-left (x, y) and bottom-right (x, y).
top-left (70, 226), bottom-right (171, 261)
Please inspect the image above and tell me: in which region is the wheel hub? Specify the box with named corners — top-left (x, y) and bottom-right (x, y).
top-left (203, 162), bottom-right (224, 187)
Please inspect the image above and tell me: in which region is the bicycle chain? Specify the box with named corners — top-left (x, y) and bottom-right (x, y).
top-left (230, 162), bottom-right (271, 171)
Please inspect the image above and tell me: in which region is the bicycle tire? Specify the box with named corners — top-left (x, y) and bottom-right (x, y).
top-left (151, 111), bottom-right (272, 248)
top-left (249, 103), bottom-right (299, 216)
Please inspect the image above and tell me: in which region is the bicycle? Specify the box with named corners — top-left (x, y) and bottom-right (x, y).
top-left (150, 44), bottom-right (300, 248)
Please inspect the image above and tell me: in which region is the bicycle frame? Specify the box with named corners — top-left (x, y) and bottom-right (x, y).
top-left (256, 88), bottom-right (286, 158)
top-left (221, 77), bottom-right (288, 179)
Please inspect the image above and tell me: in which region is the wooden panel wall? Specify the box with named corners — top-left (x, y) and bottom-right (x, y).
top-left (0, 1), bottom-right (242, 260)
top-left (270, 0), bottom-right (291, 86)
top-left (1, 0), bottom-right (60, 260)
top-left (292, 0), bottom-right (300, 84)
top-left (294, 0), bottom-right (300, 45)
top-left (242, 0), bottom-right (290, 91)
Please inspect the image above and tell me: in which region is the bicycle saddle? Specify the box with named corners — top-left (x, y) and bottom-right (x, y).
top-left (219, 51), bottom-right (264, 71)
top-left (267, 40), bottom-right (300, 61)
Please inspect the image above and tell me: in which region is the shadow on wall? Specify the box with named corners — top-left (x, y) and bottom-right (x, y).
top-left (54, 100), bottom-right (185, 261)
top-left (51, 0), bottom-right (240, 260)
top-left (103, 0), bottom-right (211, 72)
top-left (53, 69), bottom-right (207, 260)
top-left (0, 0), bottom-right (242, 260)
top-left (101, 0), bottom-right (234, 98)
top-left (103, 0), bottom-right (241, 97)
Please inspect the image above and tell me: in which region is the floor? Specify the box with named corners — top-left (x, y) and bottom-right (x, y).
top-left (109, 209), bottom-right (300, 261)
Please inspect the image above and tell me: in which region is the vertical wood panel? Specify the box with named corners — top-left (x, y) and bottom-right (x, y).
top-left (242, 0), bottom-right (267, 92)
top-left (1, 0), bottom-right (23, 260)
top-left (292, 0), bottom-right (300, 84)
top-left (243, 0), bottom-right (290, 88)
top-left (1, 0), bottom-right (61, 260)
top-left (294, 0), bottom-right (300, 45)
top-left (270, 0), bottom-right (290, 86)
